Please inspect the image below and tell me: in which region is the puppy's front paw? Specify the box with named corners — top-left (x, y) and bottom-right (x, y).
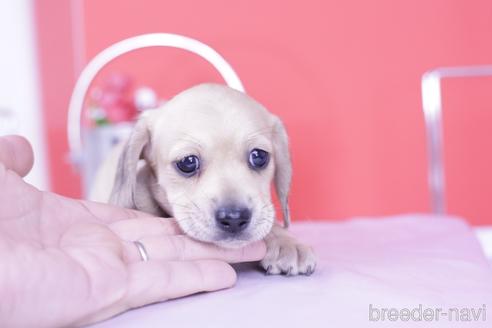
top-left (261, 238), bottom-right (316, 276)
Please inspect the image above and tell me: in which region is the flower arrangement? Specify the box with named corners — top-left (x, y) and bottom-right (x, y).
top-left (85, 73), bottom-right (159, 126)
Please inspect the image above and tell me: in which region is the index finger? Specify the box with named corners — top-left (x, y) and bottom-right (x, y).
top-left (109, 217), bottom-right (182, 240)
top-left (0, 135), bottom-right (34, 177)
top-left (76, 198), bottom-right (157, 223)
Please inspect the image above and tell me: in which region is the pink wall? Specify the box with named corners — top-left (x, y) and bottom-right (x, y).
top-left (35, 1), bottom-right (81, 197)
top-left (35, 0), bottom-right (492, 224)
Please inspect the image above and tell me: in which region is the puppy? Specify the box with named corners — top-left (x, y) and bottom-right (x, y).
top-left (91, 83), bottom-right (316, 275)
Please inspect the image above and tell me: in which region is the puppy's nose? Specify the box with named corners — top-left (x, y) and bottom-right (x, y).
top-left (215, 205), bottom-right (251, 233)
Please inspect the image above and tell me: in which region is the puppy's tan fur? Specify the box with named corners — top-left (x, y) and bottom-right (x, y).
top-left (91, 84), bottom-right (315, 275)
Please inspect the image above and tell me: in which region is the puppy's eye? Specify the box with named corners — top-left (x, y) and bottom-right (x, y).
top-left (175, 155), bottom-right (200, 176)
top-left (249, 148), bottom-right (269, 169)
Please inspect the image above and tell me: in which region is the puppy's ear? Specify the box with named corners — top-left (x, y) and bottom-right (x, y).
top-left (109, 116), bottom-right (151, 209)
top-left (272, 116), bottom-right (292, 228)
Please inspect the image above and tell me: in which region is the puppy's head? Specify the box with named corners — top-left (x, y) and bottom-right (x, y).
top-left (110, 84), bottom-right (291, 248)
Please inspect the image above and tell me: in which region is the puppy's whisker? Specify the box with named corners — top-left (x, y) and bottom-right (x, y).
top-left (190, 200), bottom-right (201, 212)
top-left (167, 202), bottom-right (194, 210)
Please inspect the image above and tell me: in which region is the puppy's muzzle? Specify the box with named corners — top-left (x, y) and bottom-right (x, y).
top-left (215, 205), bottom-right (251, 234)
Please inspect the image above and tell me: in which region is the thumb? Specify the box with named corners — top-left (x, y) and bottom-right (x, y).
top-left (0, 135), bottom-right (34, 177)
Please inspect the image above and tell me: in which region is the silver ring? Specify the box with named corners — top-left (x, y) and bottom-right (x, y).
top-left (134, 241), bottom-right (149, 262)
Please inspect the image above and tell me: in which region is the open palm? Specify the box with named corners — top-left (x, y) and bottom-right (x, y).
top-left (0, 136), bottom-right (265, 327)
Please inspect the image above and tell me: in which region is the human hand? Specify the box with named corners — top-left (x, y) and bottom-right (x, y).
top-left (0, 136), bottom-right (266, 327)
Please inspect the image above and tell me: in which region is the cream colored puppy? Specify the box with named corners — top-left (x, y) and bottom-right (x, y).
top-left (91, 83), bottom-right (316, 275)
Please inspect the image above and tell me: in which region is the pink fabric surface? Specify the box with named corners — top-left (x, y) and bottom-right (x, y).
top-left (93, 214), bottom-right (492, 327)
